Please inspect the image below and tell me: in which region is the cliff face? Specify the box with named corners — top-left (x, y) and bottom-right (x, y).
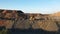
top-left (0, 9), bottom-right (60, 32)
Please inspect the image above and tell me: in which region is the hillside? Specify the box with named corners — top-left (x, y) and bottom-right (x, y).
top-left (50, 12), bottom-right (60, 16)
top-left (0, 9), bottom-right (60, 33)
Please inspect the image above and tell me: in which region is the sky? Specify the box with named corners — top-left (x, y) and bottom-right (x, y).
top-left (0, 0), bottom-right (60, 14)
